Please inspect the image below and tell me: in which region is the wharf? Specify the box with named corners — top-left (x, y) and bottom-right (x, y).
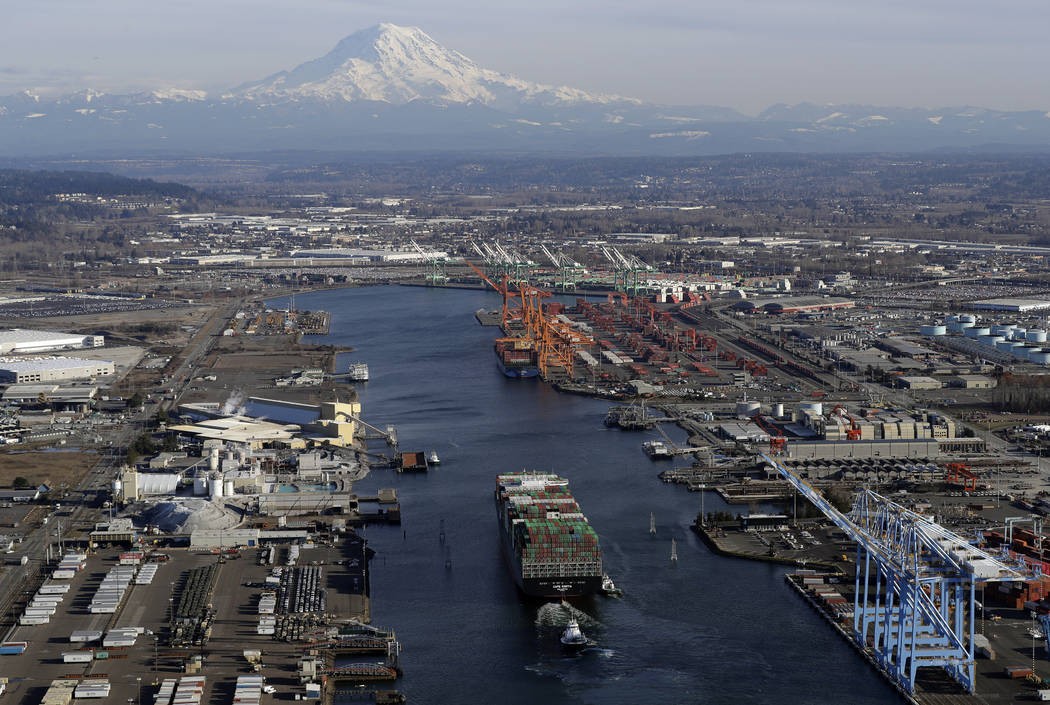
top-left (692, 521), bottom-right (839, 570)
top-left (783, 573), bottom-right (1013, 705)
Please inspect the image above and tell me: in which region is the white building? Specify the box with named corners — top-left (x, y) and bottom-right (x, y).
top-left (0, 356), bottom-right (115, 384)
top-left (0, 329), bottom-right (104, 355)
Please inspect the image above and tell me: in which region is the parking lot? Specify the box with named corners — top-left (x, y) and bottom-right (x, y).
top-left (1, 537), bottom-right (373, 705)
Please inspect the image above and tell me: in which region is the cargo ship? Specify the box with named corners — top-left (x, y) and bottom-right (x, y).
top-left (495, 472), bottom-right (603, 597)
top-left (494, 340), bottom-right (539, 378)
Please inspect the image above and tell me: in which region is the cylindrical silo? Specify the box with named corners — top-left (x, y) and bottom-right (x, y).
top-left (799, 401), bottom-right (823, 416)
top-left (1028, 330), bottom-right (1047, 343)
top-left (209, 448), bottom-right (219, 472)
top-left (193, 474), bottom-right (208, 496)
top-left (1031, 350), bottom-right (1050, 365)
top-left (224, 480), bottom-right (234, 497)
top-left (772, 402), bottom-right (785, 419)
top-left (209, 476), bottom-right (223, 500)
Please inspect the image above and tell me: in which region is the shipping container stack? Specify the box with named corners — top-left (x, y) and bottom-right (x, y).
top-left (233, 675), bottom-right (264, 705)
top-left (102, 627), bottom-right (139, 648)
top-left (21, 580), bottom-right (71, 626)
top-left (136, 561), bottom-right (160, 585)
top-left (73, 679), bottom-right (111, 699)
top-left (41, 679), bottom-right (78, 705)
top-left (90, 564), bottom-right (138, 614)
top-left (52, 552), bottom-right (87, 580)
top-left (497, 472), bottom-right (603, 580)
top-left (172, 676), bottom-right (206, 705)
top-left (154, 679), bottom-right (178, 705)
top-left (983, 529), bottom-right (1050, 607)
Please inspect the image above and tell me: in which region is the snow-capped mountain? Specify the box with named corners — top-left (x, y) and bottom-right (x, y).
top-left (230, 23), bottom-right (634, 110)
top-left (0, 24), bottom-right (1049, 157)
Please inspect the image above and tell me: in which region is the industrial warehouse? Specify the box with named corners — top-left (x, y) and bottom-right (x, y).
top-left (0, 356), bottom-right (115, 383)
top-left (0, 329), bottom-right (105, 354)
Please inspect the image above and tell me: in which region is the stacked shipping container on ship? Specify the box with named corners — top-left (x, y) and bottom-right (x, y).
top-left (494, 472), bottom-right (602, 597)
top-left (494, 339), bottom-right (539, 378)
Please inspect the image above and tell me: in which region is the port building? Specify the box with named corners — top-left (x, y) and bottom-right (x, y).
top-left (0, 356), bottom-right (115, 384)
top-left (0, 329), bottom-right (104, 355)
top-left (732, 296), bottom-right (855, 314)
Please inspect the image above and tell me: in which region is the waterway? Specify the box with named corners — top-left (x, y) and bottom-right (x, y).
top-left (272, 285), bottom-right (899, 704)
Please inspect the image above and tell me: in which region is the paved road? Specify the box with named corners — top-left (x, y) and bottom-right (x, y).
top-left (0, 298), bottom-right (244, 632)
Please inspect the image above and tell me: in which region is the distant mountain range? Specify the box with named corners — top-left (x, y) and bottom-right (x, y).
top-left (2, 23), bottom-right (1049, 156)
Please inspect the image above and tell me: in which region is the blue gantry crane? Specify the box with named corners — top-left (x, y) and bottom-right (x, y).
top-left (760, 451), bottom-right (1034, 695)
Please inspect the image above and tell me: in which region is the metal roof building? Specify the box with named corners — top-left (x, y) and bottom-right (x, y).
top-left (0, 329), bottom-right (103, 355)
top-left (0, 356), bottom-right (114, 384)
top-left (971, 298), bottom-right (1050, 312)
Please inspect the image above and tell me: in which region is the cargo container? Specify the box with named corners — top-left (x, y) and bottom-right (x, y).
top-left (495, 472), bottom-right (603, 597)
top-left (62, 652), bottom-right (92, 663)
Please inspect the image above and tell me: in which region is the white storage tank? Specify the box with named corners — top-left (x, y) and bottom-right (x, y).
top-left (799, 401), bottom-right (823, 416)
top-left (965, 327), bottom-right (990, 338)
top-left (1028, 330), bottom-right (1048, 343)
top-left (193, 475), bottom-right (209, 496)
top-left (1031, 350), bottom-right (1050, 365)
top-left (960, 314), bottom-right (977, 324)
top-left (980, 335), bottom-right (1004, 347)
top-left (1011, 328), bottom-right (1028, 341)
top-left (920, 325), bottom-right (947, 336)
top-left (947, 322), bottom-right (969, 333)
top-left (209, 476), bottom-right (223, 500)
top-left (209, 448), bottom-right (220, 472)
top-left (111, 479), bottom-right (122, 496)
top-left (772, 403), bottom-right (785, 419)
top-left (996, 340), bottom-right (1019, 352)
top-left (991, 324), bottom-right (1015, 336)
top-left (735, 400), bottom-right (761, 418)
top-left (946, 314), bottom-right (960, 323)
top-left (224, 480), bottom-right (235, 497)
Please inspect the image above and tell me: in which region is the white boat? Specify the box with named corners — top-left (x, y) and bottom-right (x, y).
top-left (560, 611), bottom-right (588, 648)
top-left (601, 573), bottom-right (622, 597)
top-left (671, 538), bottom-right (678, 562)
top-left (428, 450), bottom-right (440, 465)
top-left (347, 362), bottom-right (369, 381)
top-left (643, 440), bottom-right (672, 459)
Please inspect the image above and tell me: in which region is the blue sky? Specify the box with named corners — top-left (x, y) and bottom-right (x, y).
top-left (1, 0), bottom-right (1046, 113)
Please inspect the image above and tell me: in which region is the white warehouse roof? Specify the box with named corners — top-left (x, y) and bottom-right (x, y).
top-left (0, 356), bottom-right (111, 372)
top-left (0, 329), bottom-right (86, 344)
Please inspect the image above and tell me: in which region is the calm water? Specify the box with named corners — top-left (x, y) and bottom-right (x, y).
top-left (269, 285), bottom-right (898, 704)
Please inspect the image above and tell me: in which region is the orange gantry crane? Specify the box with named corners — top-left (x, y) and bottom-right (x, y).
top-left (831, 405), bottom-right (862, 441)
top-left (944, 462), bottom-right (978, 492)
top-left (468, 260), bottom-right (593, 378)
top-left (750, 413), bottom-right (787, 453)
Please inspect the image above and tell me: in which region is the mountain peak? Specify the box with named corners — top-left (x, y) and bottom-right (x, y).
top-left (229, 22), bottom-right (634, 110)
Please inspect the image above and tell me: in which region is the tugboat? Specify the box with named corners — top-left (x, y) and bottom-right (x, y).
top-left (601, 573), bottom-right (623, 597)
top-left (428, 450), bottom-right (441, 466)
top-left (559, 604), bottom-right (588, 649)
